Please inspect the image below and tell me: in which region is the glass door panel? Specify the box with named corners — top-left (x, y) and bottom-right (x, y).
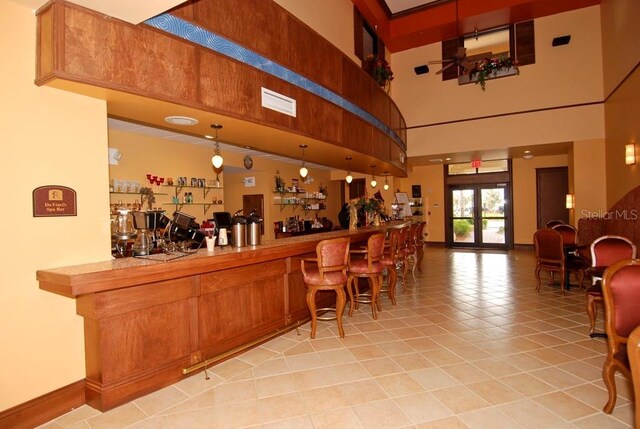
top-left (480, 188), bottom-right (506, 245)
top-left (452, 189), bottom-right (475, 244)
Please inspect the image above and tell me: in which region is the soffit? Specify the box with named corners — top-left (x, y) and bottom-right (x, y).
top-left (356, 0), bottom-right (601, 52)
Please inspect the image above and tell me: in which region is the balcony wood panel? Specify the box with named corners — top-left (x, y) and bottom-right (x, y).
top-left (370, 85), bottom-right (390, 126)
top-left (199, 50), bottom-right (262, 121)
top-left (291, 88), bottom-right (342, 144)
top-left (287, 15), bottom-right (342, 95)
top-left (343, 113), bottom-right (372, 155)
top-left (372, 128), bottom-right (391, 161)
top-left (341, 56), bottom-right (372, 114)
top-left (63, 6), bottom-right (198, 102)
top-left (191, 0), bottom-right (290, 67)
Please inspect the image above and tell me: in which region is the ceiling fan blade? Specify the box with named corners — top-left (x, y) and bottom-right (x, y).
top-left (436, 62), bottom-right (456, 75)
top-left (427, 59), bottom-right (453, 64)
top-left (456, 46), bottom-right (467, 59)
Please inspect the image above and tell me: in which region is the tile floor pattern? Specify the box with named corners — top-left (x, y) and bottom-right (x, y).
top-left (38, 248), bottom-right (636, 428)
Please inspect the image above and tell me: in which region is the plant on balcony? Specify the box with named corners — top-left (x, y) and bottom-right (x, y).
top-left (364, 54), bottom-right (394, 89)
top-left (465, 55), bottom-right (519, 91)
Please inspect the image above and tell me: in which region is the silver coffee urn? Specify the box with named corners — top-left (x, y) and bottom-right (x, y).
top-left (247, 212), bottom-right (263, 246)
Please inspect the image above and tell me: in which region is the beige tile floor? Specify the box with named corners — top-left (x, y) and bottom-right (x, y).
top-left (38, 248), bottom-right (636, 428)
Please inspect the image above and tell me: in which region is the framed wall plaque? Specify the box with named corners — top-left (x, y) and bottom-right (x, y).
top-left (33, 185), bottom-right (77, 217)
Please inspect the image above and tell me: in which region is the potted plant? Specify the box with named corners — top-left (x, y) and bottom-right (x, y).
top-left (465, 55), bottom-right (519, 91)
top-left (363, 54), bottom-right (394, 90)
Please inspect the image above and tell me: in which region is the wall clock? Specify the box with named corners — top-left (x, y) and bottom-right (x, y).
top-left (243, 155), bottom-right (253, 170)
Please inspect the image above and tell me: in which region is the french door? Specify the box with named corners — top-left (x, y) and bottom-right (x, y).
top-left (448, 184), bottom-right (510, 249)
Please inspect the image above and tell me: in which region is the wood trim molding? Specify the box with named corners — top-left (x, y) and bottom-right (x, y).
top-left (0, 380), bottom-right (85, 429)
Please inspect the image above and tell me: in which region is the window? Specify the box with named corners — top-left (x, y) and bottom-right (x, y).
top-left (354, 7), bottom-right (385, 63)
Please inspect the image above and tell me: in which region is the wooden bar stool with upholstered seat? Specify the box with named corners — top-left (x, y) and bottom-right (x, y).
top-left (300, 237), bottom-right (350, 339)
top-left (346, 233), bottom-right (386, 319)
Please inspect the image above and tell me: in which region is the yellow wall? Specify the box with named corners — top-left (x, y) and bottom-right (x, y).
top-left (0, 1), bottom-right (110, 409)
top-left (573, 139), bottom-right (607, 218)
top-left (600, 0), bottom-right (640, 96)
top-left (273, 0), bottom-right (357, 64)
top-left (399, 165), bottom-right (445, 242)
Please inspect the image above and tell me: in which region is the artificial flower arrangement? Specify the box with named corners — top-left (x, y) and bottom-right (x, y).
top-left (465, 55), bottom-right (519, 91)
top-left (364, 54), bottom-right (394, 89)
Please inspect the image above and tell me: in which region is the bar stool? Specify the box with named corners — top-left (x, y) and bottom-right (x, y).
top-left (300, 237), bottom-right (350, 339)
top-left (380, 229), bottom-right (400, 306)
top-left (346, 233), bottom-right (386, 319)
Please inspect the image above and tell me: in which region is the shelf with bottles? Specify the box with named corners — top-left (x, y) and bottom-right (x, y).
top-left (273, 193), bottom-right (326, 213)
top-left (410, 198), bottom-right (423, 217)
top-left (163, 184), bottom-right (223, 199)
top-left (163, 201), bottom-right (223, 215)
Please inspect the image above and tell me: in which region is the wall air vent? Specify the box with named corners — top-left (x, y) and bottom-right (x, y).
top-left (261, 87), bottom-right (296, 117)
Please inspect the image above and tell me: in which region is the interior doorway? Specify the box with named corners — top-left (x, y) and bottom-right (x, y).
top-left (536, 167), bottom-right (569, 228)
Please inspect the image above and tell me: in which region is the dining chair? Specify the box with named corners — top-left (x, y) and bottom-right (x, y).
top-left (346, 233), bottom-right (386, 319)
top-left (533, 228), bottom-right (584, 295)
top-left (415, 221), bottom-right (427, 273)
top-left (552, 223), bottom-right (578, 245)
top-left (586, 235), bottom-right (637, 337)
top-left (627, 325), bottom-right (640, 429)
top-left (601, 259), bottom-right (640, 414)
top-left (300, 237), bottom-right (350, 339)
top-left (545, 219), bottom-right (565, 228)
top-left (552, 223), bottom-right (587, 289)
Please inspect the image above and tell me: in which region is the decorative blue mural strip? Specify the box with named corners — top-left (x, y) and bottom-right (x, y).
top-left (145, 14), bottom-right (404, 149)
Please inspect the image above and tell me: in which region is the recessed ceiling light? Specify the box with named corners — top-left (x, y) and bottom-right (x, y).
top-left (524, 150), bottom-right (531, 154)
top-left (204, 135), bottom-right (214, 139)
top-left (164, 116), bottom-right (199, 126)
top-left (445, 157), bottom-right (451, 161)
top-left (429, 158), bottom-right (443, 162)
top-left (523, 154), bottom-right (534, 160)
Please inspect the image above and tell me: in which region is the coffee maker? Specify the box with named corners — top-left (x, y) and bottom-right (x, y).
top-left (112, 208), bottom-right (137, 257)
top-left (131, 210), bottom-right (165, 256)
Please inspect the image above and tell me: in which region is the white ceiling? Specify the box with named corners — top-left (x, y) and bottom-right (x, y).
top-left (383, 0), bottom-right (441, 14)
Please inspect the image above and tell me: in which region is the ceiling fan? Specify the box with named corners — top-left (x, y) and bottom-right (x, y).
top-left (427, 0), bottom-right (469, 75)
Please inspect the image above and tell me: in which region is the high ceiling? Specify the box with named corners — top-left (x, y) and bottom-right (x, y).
top-left (353, 0), bottom-right (601, 52)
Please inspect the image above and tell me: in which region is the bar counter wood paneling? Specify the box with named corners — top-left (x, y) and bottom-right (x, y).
top-left (37, 223), bottom-right (407, 411)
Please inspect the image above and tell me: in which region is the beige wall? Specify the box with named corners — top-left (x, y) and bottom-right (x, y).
top-left (0, 1), bottom-right (110, 409)
top-left (273, 0), bottom-right (357, 64)
top-left (573, 139), bottom-right (607, 219)
top-left (600, 0), bottom-right (640, 96)
top-left (400, 165), bottom-right (445, 242)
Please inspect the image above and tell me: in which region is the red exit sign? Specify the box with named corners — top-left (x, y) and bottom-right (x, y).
top-left (470, 160), bottom-right (482, 168)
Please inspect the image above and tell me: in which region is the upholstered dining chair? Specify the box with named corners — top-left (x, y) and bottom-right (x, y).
top-left (346, 232), bottom-right (385, 319)
top-left (300, 237), bottom-right (350, 339)
top-left (415, 221), bottom-right (427, 273)
top-left (627, 325), bottom-right (640, 429)
top-left (534, 228), bottom-right (585, 295)
top-left (545, 219), bottom-right (565, 228)
top-left (601, 259), bottom-right (640, 414)
top-left (552, 223), bottom-right (578, 245)
top-left (586, 235), bottom-right (637, 337)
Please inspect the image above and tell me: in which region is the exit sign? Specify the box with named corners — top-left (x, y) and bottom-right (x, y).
top-left (471, 160), bottom-right (482, 168)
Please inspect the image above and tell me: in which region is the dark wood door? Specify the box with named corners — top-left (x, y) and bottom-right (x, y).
top-left (243, 194), bottom-right (264, 234)
top-left (536, 167), bottom-right (569, 228)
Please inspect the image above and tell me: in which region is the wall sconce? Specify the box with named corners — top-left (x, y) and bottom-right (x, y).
top-left (299, 144), bottom-right (308, 178)
top-left (370, 165), bottom-right (377, 188)
top-left (565, 193), bottom-right (575, 209)
top-left (345, 156), bottom-right (353, 184)
top-left (383, 172), bottom-right (390, 190)
top-left (210, 124), bottom-right (224, 168)
top-left (625, 143), bottom-right (636, 165)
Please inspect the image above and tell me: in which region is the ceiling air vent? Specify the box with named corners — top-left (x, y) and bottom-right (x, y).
top-left (261, 87), bottom-right (296, 117)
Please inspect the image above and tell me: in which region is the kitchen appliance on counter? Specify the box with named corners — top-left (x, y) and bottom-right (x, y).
top-left (232, 210), bottom-right (247, 248)
top-left (213, 211), bottom-right (232, 246)
top-left (131, 210), bottom-right (166, 256)
top-left (112, 208), bottom-right (137, 257)
top-left (247, 210), bottom-right (263, 246)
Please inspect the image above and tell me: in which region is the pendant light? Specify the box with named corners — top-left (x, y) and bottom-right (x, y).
top-left (370, 165), bottom-right (377, 188)
top-left (210, 124), bottom-right (223, 169)
top-left (299, 144), bottom-right (308, 178)
top-left (383, 172), bottom-right (390, 191)
top-left (345, 156), bottom-right (353, 184)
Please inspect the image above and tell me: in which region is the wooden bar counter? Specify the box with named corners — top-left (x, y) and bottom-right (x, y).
top-left (37, 223), bottom-right (405, 411)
